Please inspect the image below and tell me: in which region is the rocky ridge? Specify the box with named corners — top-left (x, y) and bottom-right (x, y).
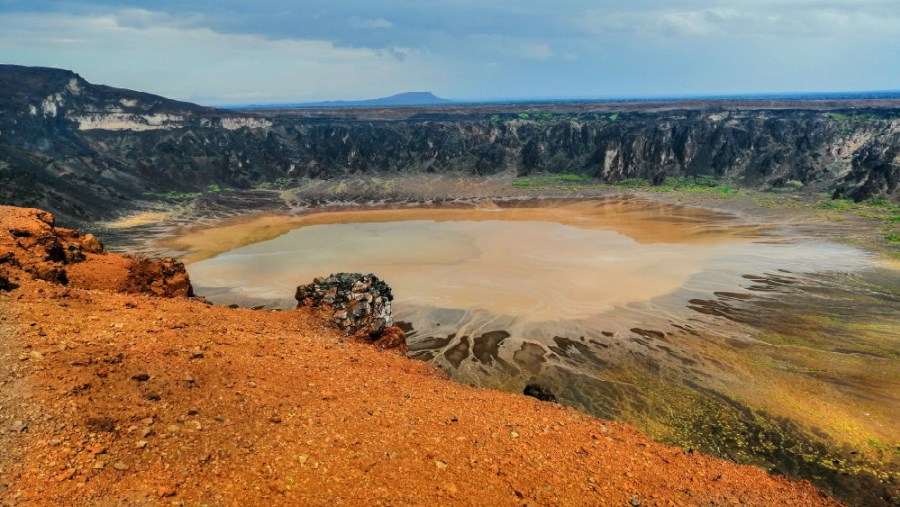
top-left (0, 205), bottom-right (191, 298)
top-left (0, 65), bottom-right (897, 226)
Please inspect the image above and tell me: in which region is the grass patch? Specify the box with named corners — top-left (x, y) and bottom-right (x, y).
top-left (823, 112), bottom-right (877, 122)
top-left (614, 176), bottom-right (736, 194)
top-left (510, 174), bottom-right (737, 195)
top-left (142, 183), bottom-right (236, 202)
top-left (816, 198), bottom-right (900, 245)
top-left (141, 191), bottom-right (203, 201)
top-left (512, 172), bottom-right (592, 188)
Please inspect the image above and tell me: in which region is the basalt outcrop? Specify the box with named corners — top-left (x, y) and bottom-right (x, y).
top-left (0, 65), bottom-right (898, 226)
top-left (295, 272), bottom-right (407, 352)
top-left (0, 205), bottom-right (192, 297)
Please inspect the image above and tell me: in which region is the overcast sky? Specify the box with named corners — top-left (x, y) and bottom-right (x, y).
top-left (0, 0), bottom-right (898, 105)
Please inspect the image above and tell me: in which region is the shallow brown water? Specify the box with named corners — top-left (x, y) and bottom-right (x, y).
top-left (183, 198), bottom-right (899, 506)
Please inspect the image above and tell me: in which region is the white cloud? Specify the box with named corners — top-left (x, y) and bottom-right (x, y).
top-left (350, 17), bottom-right (394, 30)
top-left (523, 42), bottom-right (554, 61)
top-left (467, 34), bottom-right (561, 61)
top-left (0, 10), bottom-right (446, 104)
top-left (577, 2), bottom-right (900, 40)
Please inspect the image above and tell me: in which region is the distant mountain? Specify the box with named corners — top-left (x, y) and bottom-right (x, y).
top-left (240, 92), bottom-right (454, 110)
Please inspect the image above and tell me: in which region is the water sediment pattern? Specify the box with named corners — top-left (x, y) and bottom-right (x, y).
top-left (186, 199), bottom-right (899, 506)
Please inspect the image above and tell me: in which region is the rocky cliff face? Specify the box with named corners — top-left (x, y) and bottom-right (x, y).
top-left (1, 65), bottom-right (897, 224)
top-left (0, 205), bottom-right (192, 297)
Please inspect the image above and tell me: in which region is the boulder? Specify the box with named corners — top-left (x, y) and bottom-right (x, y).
top-left (296, 273), bottom-right (406, 350)
top-left (123, 257), bottom-right (194, 298)
top-left (374, 326), bottom-right (408, 354)
top-left (0, 267), bottom-right (13, 291)
top-left (80, 233), bottom-right (105, 254)
top-left (523, 383), bottom-right (558, 403)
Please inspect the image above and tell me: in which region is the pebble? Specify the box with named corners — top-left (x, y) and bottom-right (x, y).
top-left (112, 462), bottom-right (129, 471)
top-left (135, 440), bottom-right (148, 448)
top-left (10, 420), bottom-right (28, 433)
top-left (158, 486), bottom-right (177, 498)
top-left (510, 430), bottom-right (520, 438)
top-left (435, 460), bottom-right (448, 470)
top-left (131, 373), bottom-right (150, 382)
top-left (55, 469), bottom-right (75, 482)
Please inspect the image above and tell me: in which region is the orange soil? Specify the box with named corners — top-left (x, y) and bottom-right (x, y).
top-left (0, 206), bottom-right (841, 506)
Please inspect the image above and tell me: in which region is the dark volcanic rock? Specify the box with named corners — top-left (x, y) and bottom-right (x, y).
top-left (296, 273), bottom-right (402, 349)
top-left (523, 383), bottom-right (558, 403)
top-left (0, 65), bottom-right (898, 226)
top-left (0, 267), bottom-right (13, 291)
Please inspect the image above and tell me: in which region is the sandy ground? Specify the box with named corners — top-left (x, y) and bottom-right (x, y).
top-left (0, 278), bottom-right (840, 506)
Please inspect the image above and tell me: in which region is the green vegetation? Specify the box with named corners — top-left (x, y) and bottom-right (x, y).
top-left (254, 177), bottom-right (295, 190)
top-left (608, 113), bottom-right (620, 121)
top-left (614, 176), bottom-right (736, 194)
top-left (510, 173), bottom-right (738, 195)
top-left (512, 172), bottom-right (591, 188)
top-left (142, 183), bottom-right (237, 201)
top-left (141, 190), bottom-right (201, 201)
top-left (816, 197), bottom-right (900, 245)
top-left (823, 112), bottom-right (877, 122)
top-left (490, 112), bottom-right (558, 123)
top-left (757, 193), bottom-right (900, 256)
top-left (822, 112), bottom-right (880, 134)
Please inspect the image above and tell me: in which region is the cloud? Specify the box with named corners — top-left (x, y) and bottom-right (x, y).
top-left (0, 1), bottom-right (897, 101)
top-left (350, 17), bottom-right (393, 30)
top-left (577, 2), bottom-right (900, 40)
top-left (0, 9), bottom-right (451, 103)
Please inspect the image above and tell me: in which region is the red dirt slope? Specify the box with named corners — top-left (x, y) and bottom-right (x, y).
top-left (0, 206), bottom-right (840, 506)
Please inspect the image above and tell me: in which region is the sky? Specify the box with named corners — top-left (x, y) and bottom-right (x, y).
top-left (0, 0), bottom-right (898, 105)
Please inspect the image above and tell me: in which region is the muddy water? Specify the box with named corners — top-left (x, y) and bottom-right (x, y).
top-left (184, 199), bottom-right (899, 506)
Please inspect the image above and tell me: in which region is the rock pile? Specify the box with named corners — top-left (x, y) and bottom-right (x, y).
top-left (295, 273), bottom-right (406, 352)
top-left (0, 205), bottom-right (192, 298)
